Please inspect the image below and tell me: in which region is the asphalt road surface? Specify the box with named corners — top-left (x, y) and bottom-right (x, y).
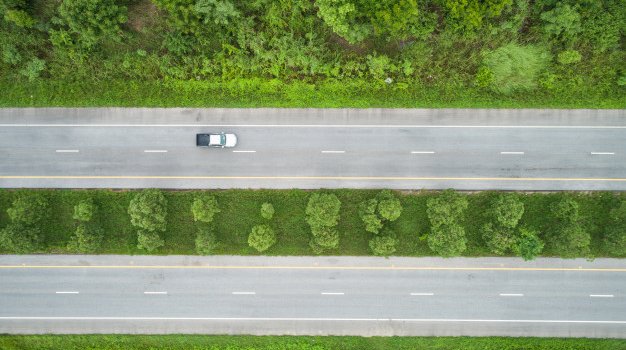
top-left (1, 255), bottom-right (625, 337)
top-left (1, 108), bottom-right (625, 190)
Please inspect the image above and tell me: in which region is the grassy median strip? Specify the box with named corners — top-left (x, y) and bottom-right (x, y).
top-left (0, 335), bottom-right (625, 350)
top-left (0, 189), bottom-right (625, 258)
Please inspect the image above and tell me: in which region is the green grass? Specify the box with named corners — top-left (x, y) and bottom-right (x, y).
top-left (0, 335), bottom-right (625, 350)
top-left (0, 189), bottom-right (624, 257)
top-left (1, 78), bottom-right (624, 108)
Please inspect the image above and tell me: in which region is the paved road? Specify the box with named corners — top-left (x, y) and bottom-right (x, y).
top-left (1, 255), bottom-right (625, 337)
top-left (1, 108), bottom-right (625, 190)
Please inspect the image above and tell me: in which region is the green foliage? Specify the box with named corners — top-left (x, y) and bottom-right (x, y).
top-left (1, 43), bottom-right (21, 65)
top-left (358, 191), bottom-right (402, 234)
top-left (443, 0), bottom-right (512, 33)
top-left (136, 229), bottom-right (165, 252)
top-left (73, 198), bottom-right (96, 222)
top-left (191, 195), bottom-right (220, 223)
top-left (18, 58), bottom-right (45, 81)
top-left (540, 3), bottom-right (580, 44)
top-left (309, 226), bottom-right (339, 254)
top-left (316, 0), bottom-right (371, 44)
top-left (482, 43), bottom-right (549, 95)
top-left (547, 196), bottom-right (590, 258)
top-left (7, 193), bottom-right (48, 225)
top-left (369, 234), bottom-right (397, 257)
top-left (557, 50), bottom-right (581, 65)
top-left (0, 223), bottom-right (41, 253)
top-left (193, 0), bottom-right (240, 26)
top-left (248, 224), bottom-right (277, 252)
top-left (260, 202), bottom-right (275, 220)
top-left (489, 193), bottom-right (524, 229)
top-left (426, 189), bottom-right (468, 228)
top-left (128, 189), bottom-right (168, 232)
top-left (514, 228), bottom-right (544, 261)
top-left (4, 9), bottom-right (36, 28)
top-left (428, 223), bottom-right (467, 258)
top-left (474, 66), bottom-right (493, 88)
top-left (305, 193), bottom-right (341, 229)
top-left (603, 201), bottom-right (626, 256)
top-left (55, 0), bottom-right (127, 49)
top-left (195, 224), bottom-right (218, 255)
top-left (376, 190), bottom-right (402, 222)
top-left (482, 223), bottom-right (516, 256)
top-left (66, 224), bottom-right (102, 253)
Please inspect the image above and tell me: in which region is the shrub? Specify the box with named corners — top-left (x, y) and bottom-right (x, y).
top-left (248, 224), bottom-right (277, 252)
top-left (55, 0), bottom-right (127, 48)
top-left (603, 201), bottom-right (626, 256)
top-left (358, 198), bottom-right (383, 234)
top-left (548, 197), bottom-right (590, 258)
top-left (309, 226), bottom-right (339, 254)
top-left (557, 50), bottom-right (581, 65)
top-left (260, 202), bottom-right (274, 220)
top-left (19, 57), bottom-right (45, 81)
top-left (137, 229), bottom-right (165, 252)
top-left (481, 43), bottom-right (549, 95)
top-left (7, 193), bottom-right (48, 225)
top-left (376, 190), bottom-right (402, 222)
top-left (305, 193), bottom-right (341, 229)
top-left (195, 225), bottom-right (218, 255)
top-left (490, 193), bottom-right (524, 229)
top-left (191, 195), bottom-right (220, 223)
top-left (514, 228), bottom-right (544, 261)
top-left (4, 9), bottom-right (36, 28)
top-left (128, 189), bottom-right (167, 232)
top-left (482, 223), bottom-right (516, 256)
top-left (73, 198), bottom-right (96, 222)
top-left (426, 189), bottom-right (468, 228)
top-left (428, 224), bottom-right (467, 257)
top-left (540, 3), bottom-right (581, 44)
top-left (0, 223), bottom-right (41, 253)
top-left (67, 224), bottom-right (102, 253)
top-left (369, 235), bottom-right (397, 257)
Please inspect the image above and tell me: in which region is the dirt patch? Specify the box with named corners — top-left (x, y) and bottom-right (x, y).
top-left (127, 0), bottom-right (161, 32)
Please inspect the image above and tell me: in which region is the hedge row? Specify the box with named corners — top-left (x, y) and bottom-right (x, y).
top-left (0, 189), bottom-right (625, 258)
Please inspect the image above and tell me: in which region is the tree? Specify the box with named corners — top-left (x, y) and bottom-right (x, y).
top-left (137, 229), bottom-right (165, 252)
top-left (73, 198), bottom-right (96, 222)
top-left (55, 0), bottom-right (127, 49)
top-left (191, 195), bottom-right (220, 223)
top-left (482, 223), bottom-right (516, 255)
top-left (128, 189), bottom-right (168, 232)
top-left (376, 190), bottom-right (402, 222)
top-left (305, 193), bottom-right (341, 229)
top-left (443, 0), bottom-right (512, 33)
top-left (481, 43), bottom-right (549, 95)
top-left (316, 0), bottom-right (371, 44)
top-left (490, 193), bottom-right (524, 229)
top-left (514, 228), bottom-right (544, 261)
top-left (547, 196), bottom-right (590, 258)
top-left (67, 224), bottom-right (103, 253)
top-left (603, 201), bottom-right (626, 256)
top-left (428, 224), bottom-right (467, 258)
top-left (260, 202), bottom-right (275, 220)
top-left (7, 193), bottom-right (48, 225)
top-left (540, 3), bottom-right (581, 44)
top-left (482, 193), bottom-right (525, 255)
top-left (0, 223), bottom-right (41, 253)
top-left (195, 224), bottom-right (218, 255)
top-left (426, 189), bottom-right (468, 228)
top-left (193, 0), bottom-right (240, 26)
top-left (358, 198), bottom-right (383, 234)
top-left (309, 226), bottom-right (340, 254)
top-left (248, 224), bottom-right (277, 252)
top-left (369, 235), bottom-right (397, 257)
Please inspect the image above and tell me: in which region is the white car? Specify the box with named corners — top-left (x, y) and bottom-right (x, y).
top-left (196, 133), bottom-right (237, 148)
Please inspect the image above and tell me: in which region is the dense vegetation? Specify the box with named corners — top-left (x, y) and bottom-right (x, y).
top-left (2, 335), bottom-right (626, 350)
top-left (0, 0), bottom-right (624, 107)
top-left (1, 188), bottom-right (625, 258)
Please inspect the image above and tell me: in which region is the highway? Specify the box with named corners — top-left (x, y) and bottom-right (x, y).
top-left (1, 255), bottom-right (625, 337)
top-left (0, 108), bottom-right (625, 190)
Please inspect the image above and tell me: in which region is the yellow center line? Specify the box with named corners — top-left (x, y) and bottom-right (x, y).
top-left (1, 175), bottom-right (626, 182)
top-left (1, 265), bottom-right (625, 272)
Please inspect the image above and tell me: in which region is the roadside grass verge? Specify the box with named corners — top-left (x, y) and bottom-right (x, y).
top-left (0, 189), bottom-right (624, 258)
top-left (1, 335), bottom-right (625, 350)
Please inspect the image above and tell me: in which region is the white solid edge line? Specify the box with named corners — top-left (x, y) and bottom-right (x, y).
top-left (499, 293), bottom-right (524, 297)
top-left (144, 291), bottom-right (168, 295)
top-left (590, 152), bottom-right (615, 155)
top-left (321, 292), bottom-right (345, 295)
top-left (232, 292), bottom-right (256, 295)
top-left (4, 124), bottom-right (626, 129)
top-left (321, 151), bottom-right (345, 154)
top-left (55, 150), bottom-right (79, 153)
top-left (143, 150), bottom-right (168, 153)
top-left (410, 293), bottom-right (434, 296)
top-left (500, 152), bottom-right (525, 155)
top-left (232, 150), bottom-right (256, 153)
top-left (411, 151), bottom-right (435, 154)
top-left (1, 317), bottom-right (626, 324)
top-left (55, 291), bottom-right (79, 294)
top-left (590, 294), bottom-right (614, 298)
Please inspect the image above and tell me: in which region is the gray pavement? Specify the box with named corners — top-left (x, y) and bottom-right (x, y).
top-left (1, 108), bottom-right (626, 190)
top-left (1, 255), bottom-right (625, 337)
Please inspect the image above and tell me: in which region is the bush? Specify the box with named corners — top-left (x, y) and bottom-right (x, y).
top-left (7, 193), bottom-right (48, 225)
top-left (376, 190), bottom-right (402, 222)
top-left (369, 235), bottom-right (397, 257)
top-left (137, 229), bottom-right (165, 252)
top-left (490, 193), bottom-right (524, 229)
top-left (55, 0), bottom-right (127, 48)
top-left (428, 224), bottom-right (467, 257)
top-left (191, 195), bottom-right (220, 223)
top-left (305, 193), bottom-right (341, 229)
top-left (260, 202), bottom-right (274, 220)
top-left (557, 50), bottom-right (581, 65)
top-left (0, 223), bottom-right (41, 253)
top-left (18, 58), bottom-right (45, 81)
top-left (426, 189), bottom-right (468, 228)
top-left (309, 226), bottom-right (339, 254)
top-left (128, 189), bottom-right (167, 232)
top-left (195, 225), bottom-right (218, 255)
top-left (482, 223), bottom-right (516, 255)
top-left (540, 3), bottom-right (581, 44)
top-left (603, 201), bottom-right (626, 256)
top-left (73, 198), bottom-right (96, 222)
top-left (514, 228), bottom-right (544, 261)
top-left (548, 197), bottom-right (590, 258)
top-left (66, 224), bottom-right (102, 253)
top-left (248, 224), bottom-right (277, 252)
top-left (481, 43), bottom-right (549, 95)
top-left (358, 198), bottom-right (383, 234)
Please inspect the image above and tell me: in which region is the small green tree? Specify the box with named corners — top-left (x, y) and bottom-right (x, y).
top-left (19, 58), bottom-right (45, 81)
top-left (490, 193), bottom-right (525, 229)
top-left (514, 228), bottom-right (544, 261)
top-left (540, 3), bottom-right (581, 44)
top-left (248, 224), bottom-right (277, 252)
top-left (358, 199), bottom-right (383, 234)
top-left (67, 224), bottom-right (103, 253)
top-left (377, 190), bottom-right (402, 222)
top-left (260, 202), bottom-right (275, 220)
top-left (428, 224), bottom-right (467, 258)
top-left (426, 189), bottom-right (468, 228)
top-left (604, 201), bottom-right (626, 256)
top-left (7, 193), bottom-right (48, 225)
top-left (128, 189), bottom-right (167, 232)
top-left (547, 196), bottom-right (590, 258)
top-left (305, 193), bottom-right (341, 228)
top-left (73, 198), bottom-right (96, 222)
top-left (309, 226), bottom-right (340, 254)
top-left (137, 230), bottom-right (165, 252)
top-left (369, 235), bottom-right (397, 257)
top-left (195, 224), bottom-right (218, 255)
top-left (55, 0), bottom-right (127, 48)
top-left (482, 223), bottom-right (516, 256)
top-left (191, 195), bottom-right (220, 223)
